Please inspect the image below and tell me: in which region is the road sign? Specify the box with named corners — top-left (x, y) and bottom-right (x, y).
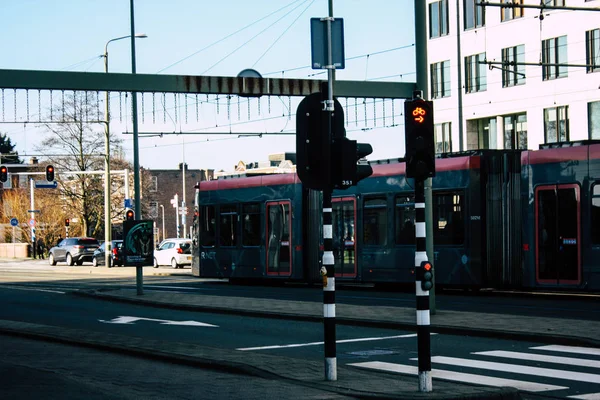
top-left (124, 198), bottom-right (133, 208)
top-left (34, 181), bottom-right (58, 189)
top-left (10, 218), bottom-right (18, 227)
top-left (310, 17), bottom-right (345, 69)
top-left (27, 209), bottom-right (40, 213)
top-left (28, 218), bottom-right (36, 227)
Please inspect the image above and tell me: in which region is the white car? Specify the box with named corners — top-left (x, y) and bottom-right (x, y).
top-left (153, 238), bottom-right (192, 269)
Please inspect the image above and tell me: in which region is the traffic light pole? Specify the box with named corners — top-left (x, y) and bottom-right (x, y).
top-left (322, 0), bottom-right (337, 382)
top-left (415, 178), bottom-right (432, 392)
top-left (30, 178), bottom-right (36, 259)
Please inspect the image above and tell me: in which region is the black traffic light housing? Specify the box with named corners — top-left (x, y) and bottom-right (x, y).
top-left (296, 91), bottom-right (344, 191)
top-left (46, 165), bottom-right (55, 182)
top-left (65, 218), bottom-right (70, 227)
top-left (0, 165), bottom-right (7, 183)
top-left (332, 138), bottom-right (373, 189)
top-left (420, 260), bottom-right (434, 291)
top-left (404, 98), bottom-right (435, 180)
top-left (125, 209), bottom-right (134, 221)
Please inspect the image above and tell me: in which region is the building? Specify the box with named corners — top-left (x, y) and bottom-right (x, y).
top-left (427, 0), bottom-right (600, 153)
top-left (214, 153), bottom-right (296, 178)
top-left (144, 164), bottom-right (213, 242)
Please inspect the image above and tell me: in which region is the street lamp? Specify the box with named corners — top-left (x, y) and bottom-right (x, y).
top-left (103, 33), bottom-right (147, 267)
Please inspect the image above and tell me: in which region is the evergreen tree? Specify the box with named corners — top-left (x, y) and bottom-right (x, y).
top-left (0, 133), bottom-right (23, 164)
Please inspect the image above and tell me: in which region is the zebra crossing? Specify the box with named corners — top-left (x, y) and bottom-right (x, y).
top-left (348, 344), bottom-right (600, 399)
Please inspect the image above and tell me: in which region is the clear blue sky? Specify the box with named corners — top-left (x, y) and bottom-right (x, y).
top-left (0, 0), bottom-right (416, 172)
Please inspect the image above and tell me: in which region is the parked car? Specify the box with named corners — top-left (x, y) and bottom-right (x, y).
top-left (92, 240), bottom-right (124, 267)
top-left (48, 237), bottom-right (100, 266)
top-left (153, 238), bottom-right (192, 269)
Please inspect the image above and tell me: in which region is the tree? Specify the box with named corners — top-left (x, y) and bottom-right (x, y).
top-left (36, 92), bottom-right (123, 238)
top-left (0, 132), bottom-right (23, 164)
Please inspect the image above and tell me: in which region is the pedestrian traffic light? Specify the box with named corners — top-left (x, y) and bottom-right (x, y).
top-left (421, 260), bottom-right (434, 291)
top-left (332, 138), bottom-right (373, 189)
top-left (126, 209), bottom-right (134, 221)
top-left (0, 165), bottom-right (7, 183)
top-left (45, 165), bottom-right (55, 182)
top-left (404, 97), bottom-right (435, 180)
top-left (65, 218), bottom-right (70, 227)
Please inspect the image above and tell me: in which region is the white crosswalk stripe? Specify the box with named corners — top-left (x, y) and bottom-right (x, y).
top-left (347, 343), bottom-right (600, 398)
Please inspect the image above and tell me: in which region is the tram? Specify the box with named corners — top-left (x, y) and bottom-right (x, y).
top-left (191, 141), bottom-right (600, 291)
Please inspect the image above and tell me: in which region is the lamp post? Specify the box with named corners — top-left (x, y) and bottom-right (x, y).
top-left (103, 33), bottom-right (147, 268)
top-left (160, 204), bottom-right (165, 242)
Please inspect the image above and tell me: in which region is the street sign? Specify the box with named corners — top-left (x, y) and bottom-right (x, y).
top-left (28, 218), bottom-right (36, 227)
top-left (310, 17), bottom-right (345, 69)
top-left (124, 198), bottom-right (133, 208)
top-left (10, 218), bottom-right (18, 227)
top-left (27, 210), bottom-right (40, 213)
top-left (34, 181), bottom-right (58, 189)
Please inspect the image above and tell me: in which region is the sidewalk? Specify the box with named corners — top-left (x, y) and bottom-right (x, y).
top-left (2, 261), bottom-right (598, 399)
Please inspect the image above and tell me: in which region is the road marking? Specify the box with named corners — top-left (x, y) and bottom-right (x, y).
top-left (474, 350), bottom-right (600, 369)
top-left (568, 393), bottom-right (600, 400)
top-left (415, 356), bottom-right (600, 384)
top-left (145, 285), bottom-right (217, 291)
top-left (99, 316), bottom-right (218, 327)
top-left (531, 345), bottom-right (600, 357)
top-left (0, 285), bottom-right (65, 294)
top-left (348, 361), bottom-right (567, 393)
top-left (237, 333), bottom-right (425, 351)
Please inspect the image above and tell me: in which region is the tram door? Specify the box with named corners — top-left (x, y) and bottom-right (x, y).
top-left (266, 201), bottom-right (292, 276)
top-left (332, 197), bottom-right (357, 278)
top-left (535, 184), bottom-right (581, 285)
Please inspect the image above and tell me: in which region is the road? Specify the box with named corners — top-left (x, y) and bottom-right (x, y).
top-left (1, 259), bottom-right (600, 399)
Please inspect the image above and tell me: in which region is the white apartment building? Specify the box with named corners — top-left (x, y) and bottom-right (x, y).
top-left (426, 0), bottom-right (600, 153)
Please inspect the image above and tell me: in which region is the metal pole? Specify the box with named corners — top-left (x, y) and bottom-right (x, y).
top-left (104, 41), bottom-right (112, 268)
top-left (175, 194), bottom-right (180, 238)
top-left (181, 139), bottom-right (187, 239)
top-left (30, 178), bottom-right (35, 259)
top-left (322, 0), bottom-right (337, 382)
top-left (160, 204), bottom-right (165, 241)
top-left (130, 0), bottom-right (142, 295)
top-left (414, 0), bottom-right (436, 314)
top-left (415, 179), bottom-right (432, 392)
top-left (455, 0), bottom-right (464, 151)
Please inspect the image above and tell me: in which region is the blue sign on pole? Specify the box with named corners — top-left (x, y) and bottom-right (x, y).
top-left (10, 218), bottom-right (18, 227)
top-left (34, 181), bottom-right (58, 189)
top-left (124, 198), bottom-right (133, 209)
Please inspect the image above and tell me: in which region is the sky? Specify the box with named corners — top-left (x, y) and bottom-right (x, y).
top-left (0, 0), bottom-right (416, 172)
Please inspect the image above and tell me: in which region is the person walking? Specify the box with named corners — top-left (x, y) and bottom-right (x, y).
top-left (36, 237), bottom-right (45, 260)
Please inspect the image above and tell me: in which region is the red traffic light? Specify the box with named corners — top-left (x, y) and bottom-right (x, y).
top-left (46, 165), bottom-right (55, 182)
top-left (125, 209), bottom-right (134, 220)
top-left (65, 218), bottom-right (70, 227)
top-left (423, 262), bottom-right (432, 271)
top-left (0, 165), bottom-right (7, 183)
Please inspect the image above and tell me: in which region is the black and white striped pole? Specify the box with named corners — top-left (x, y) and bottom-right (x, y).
top-left (322, 190), bottom-right (336, 381)
top-left (415, 179), bottom-right (433, 392)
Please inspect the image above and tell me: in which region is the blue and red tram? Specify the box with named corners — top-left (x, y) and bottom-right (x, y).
top-left (191, 141), bottom-right (600, 291)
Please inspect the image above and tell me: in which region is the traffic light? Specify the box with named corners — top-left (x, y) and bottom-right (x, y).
top-left (45, 165), bottom-right (55, 182)
top-left (296, 91), bottom-right (344, 191)
top-left (404, 98), bottom-right (435, 180)
top-left (420, 260), bottom-right (434, 291)
top-left (125, 209), bottom-right (134, 221)
top-left (332, 138), bottom-right (373, 189)
top-left (65, 218), bottom-right (70, 227)
top-left (0, 165), bottom-right (7, 183)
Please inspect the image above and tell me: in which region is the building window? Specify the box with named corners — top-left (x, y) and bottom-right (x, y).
top-left (589, 101), bottom-right (600, 139)
top-left (501, 0), bottom-right (523, 21)
top-left (466, 117), bottom-right (497, 150)
top-left (542, 36), bottom-right (568, 80)
top-left (148, 201), bottom-right (159, 219)
top-left (464, 0), bottom-right (484, 30)
top-left (502, 45), bottom-right (526, 87)
top-left (435, 122), bottom-right (452, 153)
top-left (430, 61), bottom-right (451, 99)
top-left (586, 28), bottom-right (600, 73)
top-left (544, 0), bottom-right (565, 5)
top-left (465, 53), bottom-right (487, 93)
top-left (544, 106), bottom-right (569, 143)
top-left (363, 197), bottom-right (388, 246)
top-left (503, 113), bottom-right (528, 149)
top-left (149, 176), bottom-right (157, 192)
top-left (429, 0), bottom-right (449, 39)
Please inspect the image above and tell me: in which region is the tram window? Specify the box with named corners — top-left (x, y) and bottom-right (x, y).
top-left (592, 184), bottom-right (600, 245)
top-left (242, 203), bottom-right (261, 247)
top-left (200, 205), bottom-right (216, 247)
top-left (433, 193), bottom-right (464, 245)
top-left (219, 205), bottom-right (238, 247)
top-left (395, 195), bottom-right (415, 244)
top-left (363, 197), bottom-right (388, 246)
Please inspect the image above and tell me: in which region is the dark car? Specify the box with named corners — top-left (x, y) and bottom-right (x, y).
top-left (48, 237), bottom-right (100, 266)
top-left (92, 240), bottom-right (124, 267)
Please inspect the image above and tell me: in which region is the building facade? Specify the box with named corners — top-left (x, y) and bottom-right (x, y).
top-left (427, 0), bottom-right (600, 152)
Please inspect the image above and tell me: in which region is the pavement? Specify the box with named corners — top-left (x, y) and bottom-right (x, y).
top-left (1, 259), bottom-right (599, 399)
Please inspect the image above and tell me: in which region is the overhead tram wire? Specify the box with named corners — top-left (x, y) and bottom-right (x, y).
top-left (155, 0), bottom-right (307, 74)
